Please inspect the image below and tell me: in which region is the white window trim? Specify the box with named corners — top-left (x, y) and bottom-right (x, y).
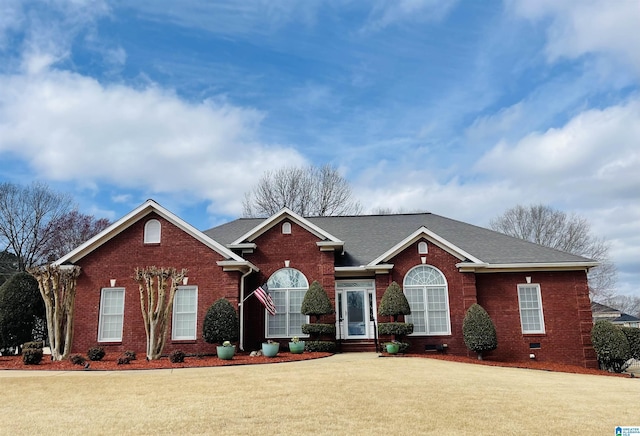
top-left (144, 219), bottom-right (161, 244)
top-left (404, 265), bottom-right (451, 336)
top-left (265, 268), bottom-right (309, 338)
top-left (418, 241), bottom-right (428, 254)
top-left (517, 284), bottom-right (546, 334)
top-left (172, 286), bottom-right (198, 340)
top-left (282, 222), bottom-right (292, 234)
top-left (98, 287), bottom-right (125, 342)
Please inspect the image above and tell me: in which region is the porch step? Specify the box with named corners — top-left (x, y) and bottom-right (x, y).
top-left (338, 340), bottom-right (378, 353)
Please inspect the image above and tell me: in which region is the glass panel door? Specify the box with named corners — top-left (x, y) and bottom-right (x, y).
top-left (346, 290), bottom-right (366, 338)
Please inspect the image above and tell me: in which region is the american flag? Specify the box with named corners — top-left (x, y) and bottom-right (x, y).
top-left (254, 283), bottom-right (277, 316)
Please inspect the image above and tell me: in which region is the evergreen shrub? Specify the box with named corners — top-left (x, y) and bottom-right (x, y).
top-left (378, 322), bottom-right (414, 337)
top-left (203, 298), bottom-right (239, 344)
top-left (591, 320), bottom-right (631, 373)
top-left (304, 340), bottom-right (337, 353)
top-left (378, 282), bottom-right (411, 321)
top-left (69, 354), bottom-right (86, 365)
top-left (87, 346), bottom-right (106, 361)
top-left (301, 323), bottom-right (336, 336)
top-left (462, 303), bottom-right (498, 359)
top-left (301, 281), bottom-right (334, 321)
top-left (169, 349), bottom-right (185, 363)
top-left (23, 348), bottom-right (43, 365)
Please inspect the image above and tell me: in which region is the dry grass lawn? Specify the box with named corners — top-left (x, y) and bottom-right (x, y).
top-left (0, 353), bottom-right (638, 435)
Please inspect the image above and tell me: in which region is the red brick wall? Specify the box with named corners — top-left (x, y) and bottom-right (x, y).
top-left (241, 219), bottom-right (335, 349)
top-left (384, 239), bottom-right (471, 355)
top-left (476, 271), bottom-right (597, 368)
top-left (73, 213), bottom-right (239, 357)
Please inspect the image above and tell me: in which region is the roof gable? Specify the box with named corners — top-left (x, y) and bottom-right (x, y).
top-left (55, 199), bottom-right (247, 266)
top-left (230, 207), bottom-right (344, 247)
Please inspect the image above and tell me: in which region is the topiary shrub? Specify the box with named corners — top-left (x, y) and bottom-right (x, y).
top-left (304, 340), bottom-right (337, 353)
top-left (378, 282), bottom-right (411, 322)
top-left (621, 327), bottom-right (640, 360)
top-left (463, 303), bottom-right (498, 360)
top-left (169, 349), bottom-right (185, 363)
top-left (591, 320), bottom-right (631, 373)
top-left (301, 281), bottom-right (334, 322)
top-left (69, 354), bottom-right (86, 365)
top-left (203, 298), bottom-right (239, 345)
top-left (301, 323), bottom-right (336, 336)
top-left (87, 346), bottom-right (106, 361)
top-left (378, 322), bottom-right (414, 337)
top-left (23, 348), bottom-right (43, 365)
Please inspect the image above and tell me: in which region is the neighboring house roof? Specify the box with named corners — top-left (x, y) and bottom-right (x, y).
top-left (205, 212), bottom-right (597, 271)
top-left (591, 301), bottom-right (640, 324)
top-left (55, 199), bottom-right (256, 272)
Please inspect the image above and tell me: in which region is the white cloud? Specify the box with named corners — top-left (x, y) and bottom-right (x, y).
top-left (0, 63), bottom-right (307, 215)
top-left (509, 0), bottom-right (640, 74)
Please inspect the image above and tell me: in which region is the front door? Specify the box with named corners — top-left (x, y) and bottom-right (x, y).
top-left (336, 281), bottom-right (376, 340)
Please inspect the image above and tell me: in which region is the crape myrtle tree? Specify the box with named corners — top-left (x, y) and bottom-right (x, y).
top-left (203, 298), bottom-right (240, 345)
top-left (28, 264), bottom-right (81, 360)
top-left (462, 303), bottom-right (498, 360)
top-left (242, 164), bottom-right (362, 217)
top-left (0, 272), bottom-right (45, 353)
top-left (133, 266), bottom-right (187, 360)
top-left (377, 282), bottom-right (413, 348)
top-left (490, 204), bottom-right (616, 302)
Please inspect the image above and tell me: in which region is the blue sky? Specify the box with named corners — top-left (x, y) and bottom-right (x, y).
top-left (0, 0), bottom-right (639, 297)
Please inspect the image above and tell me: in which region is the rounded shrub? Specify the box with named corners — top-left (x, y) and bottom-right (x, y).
top-left (23, 348), bottom-right (43, 365)
top-left (69, 354), bottom-right (86, 365)
top-left (87, 346), bottom-right (106, 361)
top-left (124, 350), bottom-right (137, 361)
top-left (22, 340), bottom-right (44, 350)
top-left (117, 355), bottom-right (132, 365)
top-left (378, 282), bottom-right (411, 322)
top-left (169, 350), bottom-right (185, 363)
top-left (301, 323), bottom-right (336, 336)
top-left (592, 320), bottom-right (631, 372)
top-left (301, 281), bottom-right (334, 322)
top-left (463, 303), bottom-right (498, 360)
top-left (203, 298), bottom-right (239, 344)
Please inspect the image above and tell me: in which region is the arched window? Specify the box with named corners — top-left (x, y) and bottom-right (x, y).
top-left (266, 268), bottom-right (309, 337)
top-left (282, 222), bottom-right (292, 234)
top-left (403, 265), bottom-right (450, 335)
top-left (418, 241), bottom-right (428, 254)
top-left (144, 219), bottom-right (161, 244)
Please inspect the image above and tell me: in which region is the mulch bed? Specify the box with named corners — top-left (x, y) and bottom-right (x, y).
top-left (0, 352), bottom-right (332, 371)
top-left (0, 351), bottom-right (632, 377)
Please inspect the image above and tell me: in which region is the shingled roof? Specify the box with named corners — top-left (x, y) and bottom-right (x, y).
top-left (204, 212), bottom-right (595, 268)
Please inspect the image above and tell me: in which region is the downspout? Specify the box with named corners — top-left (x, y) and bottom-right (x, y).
top-left (239, 268), bottom-right (253, 351)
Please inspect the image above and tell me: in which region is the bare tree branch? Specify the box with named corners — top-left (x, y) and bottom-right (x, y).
top-left (490, 204), bottom-right (617, 301)
top-left (243, 164), bottom-right (362, 217)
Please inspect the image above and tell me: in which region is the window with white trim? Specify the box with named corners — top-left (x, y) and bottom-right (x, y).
top-left (172, 286), bottom-right (198, 340)
top-left (403, 265), bottom-right (451, 335)
top-left (266, 268), bottom-right (308, 337)
top-left (98, 288), bottom-right (125, 342)
top-left (282, 222), bottom-right (292, 234)
top-left (144, 219), bottom-right (161, 244)
top-left (418, 241), bottom-right (428, 254)
top-left (518, 284), bottom-right (545, 334)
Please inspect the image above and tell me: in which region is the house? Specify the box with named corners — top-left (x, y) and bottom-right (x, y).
top-left (591, 302), bottom-right (640, 328)
top-left (54, 199), bottom-right (599, 368)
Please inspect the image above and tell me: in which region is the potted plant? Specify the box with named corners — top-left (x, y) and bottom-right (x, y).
top-left (385, 340), bottom-right (400, 355)
top-left (289, 336), bottom-right (305, 354)
top-left (203, 298), bottom-right (239, 360)
top-left (262, 340), bottom-right (280, 357)
top-left (217, 341), bottom-right (235, 360)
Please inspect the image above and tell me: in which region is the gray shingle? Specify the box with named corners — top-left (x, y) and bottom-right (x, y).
top-left (204, 213), bottom-right (594, 267)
